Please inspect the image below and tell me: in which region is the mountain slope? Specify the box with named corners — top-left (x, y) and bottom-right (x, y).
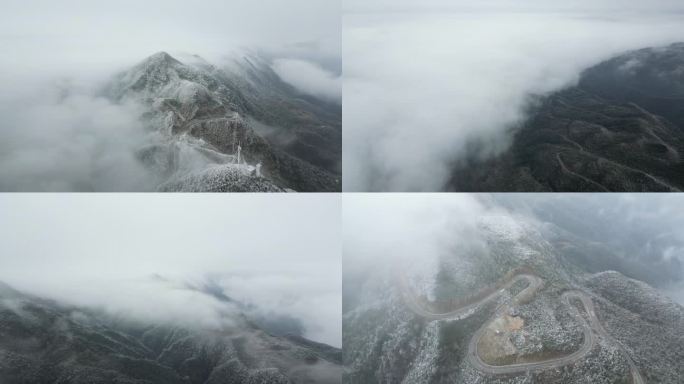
top-left (449, 42), bottom-right (684, 192)
top-left (108, 51), bottom-right (340, 192)
top-left (219, 52), bottom-right (342, 174)
top-left (0, 282), bottom-right (342, 384)
top-left (343, 218), bottom-right (684, 383)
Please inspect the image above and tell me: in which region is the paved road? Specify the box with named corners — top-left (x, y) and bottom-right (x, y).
top-left (397, 268), bottom-right (543, 321)
top-left (398, 270), bottom-right (645, 383)
top-left (580, 292), bottom-right (645, 384)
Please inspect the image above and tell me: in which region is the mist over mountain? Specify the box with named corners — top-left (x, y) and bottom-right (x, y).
top-left (343, 194), bottom-right (684, 383)
top-left (343, 1), bottom-right (684, 191)
top-left (0, 195), bottom-right (342, 347)
top-left (344, 0), bottom-right (684, 14)
top-left (0, 0), bottom-right (340, 192)
top-left (112, 50), bottom-right (340, 192)
top-left (451, 43), bottom-right (684, 191)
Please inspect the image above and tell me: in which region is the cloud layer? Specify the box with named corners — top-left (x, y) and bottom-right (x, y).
top-left (0, 194), bottom-right (342, 347)
top-left (273, 59), bottom-right (342, 103)
top-left (1, 0), bottom-right (340, 70)
top-left (344, 194), bottom-right (684, 305)
top-left (0, 0), bottom-right (340, 191)
top-left (343, 5), bottom-right (684, 191)
top-left (344, 194), bottom-right (491, 268)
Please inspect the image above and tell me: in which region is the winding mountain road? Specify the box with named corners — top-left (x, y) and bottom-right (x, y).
top-left (398, 272), bottom-right (543, 320)
top-left (398, 270), bottom-right (645, 383)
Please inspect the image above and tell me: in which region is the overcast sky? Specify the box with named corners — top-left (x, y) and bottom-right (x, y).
top-left (344, 194), bottom-right (684, 305)
top-left (0, 194), bottom-right (342, 347)
top-left (343, 1), bottom-right (684, 191)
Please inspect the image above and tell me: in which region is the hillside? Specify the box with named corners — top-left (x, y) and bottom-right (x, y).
top-left (449, 43), bottom-right (684, 192)
top-left (0, 282), bottom-right (342, 384)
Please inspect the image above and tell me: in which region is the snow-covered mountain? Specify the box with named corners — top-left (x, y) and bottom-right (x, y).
top-left (0, 281), bottom-right (342, 383)
top-left (107, 50), bottom-right (341, 192)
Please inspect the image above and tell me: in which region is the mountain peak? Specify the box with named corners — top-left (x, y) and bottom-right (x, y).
top-left (140, 51), bottom-right (183, 67)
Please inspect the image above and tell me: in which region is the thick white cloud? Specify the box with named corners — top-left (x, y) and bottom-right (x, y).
top-left (0, 0), bottom-right (340, 73)
top-left (343, 3), bottom-right (684, 191)
top-left (344, 0), bottom-right (684, 14)
top-left (343, 194), bottom-right (501, 282)
top-left (273, 59), bottom-right (342, 103)
top-left (0, 194), bottom-right (342, 347)
top-left (344, 194), bottom-right (684, 304)
top-left (0, 0), bottom-right (340, 191)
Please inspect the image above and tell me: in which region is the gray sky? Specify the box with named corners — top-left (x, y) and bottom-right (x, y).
top-left (1, 0), bottom-right (340, 76)
top-left (344, 194), bottom-right (684, 305)
top-left (0, 194), bottom-right (342, 347)
top-left (343, 1), bottom-right (684, 191)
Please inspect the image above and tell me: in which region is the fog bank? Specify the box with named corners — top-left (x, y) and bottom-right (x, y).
top-left (343, 3), bottom-right (684, 191)
top-left (0, 194), bottom-right (342, 347)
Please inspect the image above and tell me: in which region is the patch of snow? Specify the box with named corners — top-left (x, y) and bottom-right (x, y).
top-left (478, 215), bottom-right (525, 242)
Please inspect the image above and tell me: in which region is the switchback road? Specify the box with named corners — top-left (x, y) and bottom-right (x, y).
top-left (398, 269), bottom-right (645, 383)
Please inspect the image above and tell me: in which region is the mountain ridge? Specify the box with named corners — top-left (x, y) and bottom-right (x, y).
top-left (107, 50), bottom-right (340, 192)
top-left (0, 280), bottom-right (342, 384)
